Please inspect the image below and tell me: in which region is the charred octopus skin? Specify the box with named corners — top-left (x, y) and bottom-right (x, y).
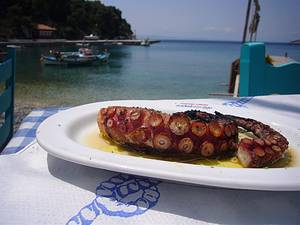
top-left (98, 106), bottom-right (238, 158)
top-left (215, 112), bottom-right (289, 168)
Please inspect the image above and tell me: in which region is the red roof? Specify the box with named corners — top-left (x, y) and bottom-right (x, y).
top-left (35, 24), bottom-right (56, 31)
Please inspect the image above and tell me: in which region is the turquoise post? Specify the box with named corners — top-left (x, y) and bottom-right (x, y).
top-left (0, 47), bottom-right (16, 151)
top-left (7, 47), bottom-right (16, 139)
top-left (239, 42), bottom-right (266, 96)
top-left (239, 42), bottom-right (300, 96)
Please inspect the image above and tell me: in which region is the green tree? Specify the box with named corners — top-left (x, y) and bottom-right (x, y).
top-left (0, 0), bottom-right (133, 40)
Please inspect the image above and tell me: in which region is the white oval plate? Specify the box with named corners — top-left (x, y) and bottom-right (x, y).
top-left (36, 100), bottom-right (300, 191)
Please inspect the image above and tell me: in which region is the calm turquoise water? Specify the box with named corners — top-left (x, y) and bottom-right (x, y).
top-left (15, 40), bottom-right (300, 105)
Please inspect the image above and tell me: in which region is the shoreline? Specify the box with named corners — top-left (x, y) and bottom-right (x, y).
top-left (0, 39), bottom-right (160, 47)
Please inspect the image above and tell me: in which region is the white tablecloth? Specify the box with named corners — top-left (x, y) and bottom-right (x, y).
top-left (1, 95), bottom-right (300, 225)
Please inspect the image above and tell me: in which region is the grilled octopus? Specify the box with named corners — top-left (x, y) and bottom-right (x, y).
top-left (97, 106), bottom-right (289, 168)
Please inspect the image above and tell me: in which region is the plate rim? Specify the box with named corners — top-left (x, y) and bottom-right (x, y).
top-left (36, 100), bottom-right (300, 191)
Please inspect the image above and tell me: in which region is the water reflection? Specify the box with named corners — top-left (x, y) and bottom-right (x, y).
top-left (15, 45), bottom-right (134, 105)
top-left (15, 41), bottom-right (300, 106)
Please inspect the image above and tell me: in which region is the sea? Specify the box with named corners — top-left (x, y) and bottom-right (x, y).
top-left (15, 40), bottom-right (300, 106)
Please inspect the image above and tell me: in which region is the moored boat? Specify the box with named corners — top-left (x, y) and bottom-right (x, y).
top-left (40, 49), bottom-right (110, 66)
top-left (84, 34), bottom-right (99, 40)
top-left (140, 39), bottom-right (150, 46)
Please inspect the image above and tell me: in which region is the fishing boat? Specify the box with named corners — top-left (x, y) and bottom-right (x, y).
top-left (84, 34), bottom-right (99, 40)
top-left (41, 49), bottom-right (110, 66)
top-left (140, 39), bottom-right (150, 46)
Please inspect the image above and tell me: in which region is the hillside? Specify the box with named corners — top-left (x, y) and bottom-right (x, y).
top-left (0, 0), bottom-right (133, 40)
top-left (290, 39), bottom-right (300, 44)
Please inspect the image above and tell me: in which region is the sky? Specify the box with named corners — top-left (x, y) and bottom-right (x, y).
top-left (101, 0), bottom-right (300, 42)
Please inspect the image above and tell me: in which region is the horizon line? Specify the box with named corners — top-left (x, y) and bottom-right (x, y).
top-left (150, 39), bottom-right (293, 44)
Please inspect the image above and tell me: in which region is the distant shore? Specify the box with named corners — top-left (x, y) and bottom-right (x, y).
top-left (0, 39), bottom-right (160, 47)
top-left (290, 39), bottom-right (300, 45)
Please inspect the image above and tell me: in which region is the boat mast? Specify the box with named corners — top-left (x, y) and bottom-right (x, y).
top-left (242, 0), bottom-right (252, 43)
top-left (249, 0), bottom-right (261, 42)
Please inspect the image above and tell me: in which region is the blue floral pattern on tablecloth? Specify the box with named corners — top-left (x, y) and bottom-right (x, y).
top-left (66, 174), bottom-right (161, 225)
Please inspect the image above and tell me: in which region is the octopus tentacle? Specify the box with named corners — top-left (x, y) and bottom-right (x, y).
top-left (215, 111), bottom-right (289, 168)
top-left (98, 107), bottom-right (289, 168)
top-left (98, 106), bottom-right (238, 158)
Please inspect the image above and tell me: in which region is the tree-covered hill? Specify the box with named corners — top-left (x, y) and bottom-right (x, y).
top-left (0, 0), bottom-right (133, 39)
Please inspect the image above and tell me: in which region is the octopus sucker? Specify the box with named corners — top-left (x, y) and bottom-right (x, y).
top-left (208, 121), bottom-right (223, 138)
top-left (168, 113), bottom-right (190, 136)
top-left (178, 137), bottom-right (194, 153)
top-left (200, 141), bottom-right (215, 157)
top-left (152, 133), bottom-right (171, 150)
top-left (191, 121), bottom-right (207, 138)
top-left (97, 106), bottom-right (289, 168)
